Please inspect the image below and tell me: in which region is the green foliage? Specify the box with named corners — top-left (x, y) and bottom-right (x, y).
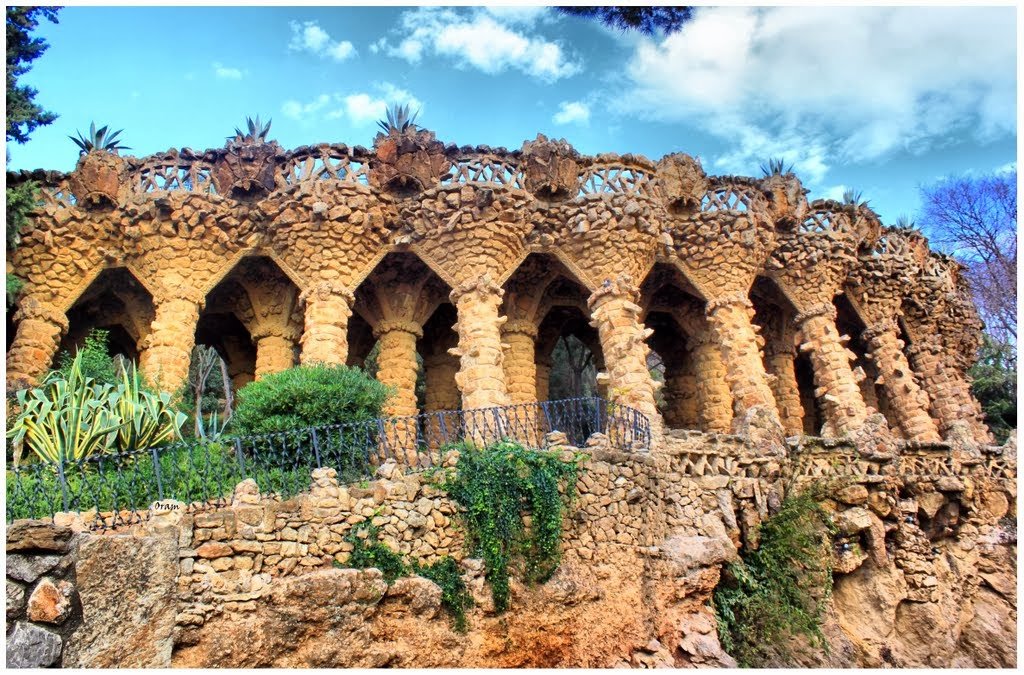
top-left (6, 180), bottom-right (39, 251)
top-left (969, 335), bottom-right (1016, 444)
top-left (69, 121), bottom-right (130, 154)
top-left (7, 354), bottom-right (122, 463)
top-left (6, 6), bottom-right (60, 144)
top-left (377, 103), bottom-right (419, 134)
top-left (344, 520), bottom-right (410, 583)
top-left (231, 115), bottom-right (271, 143)
top-left (760, 157), bottom-right (792, 177)
top-left (713, 485), bottom-right (837, 667)
top-left (56, 329), bottom-right (119, 386)
top-left (412, 556), bottom-right (473, 633)
top-left (549, 334), bottom-right (597, 400)
top-left (6, 272), bottom-right (24, 309)
top-left (337, 521), bottom-right (473, 631)
top-left (232, 364), bottom-right (391, 436)
top-left (438, 440), bottom-right (581, 612)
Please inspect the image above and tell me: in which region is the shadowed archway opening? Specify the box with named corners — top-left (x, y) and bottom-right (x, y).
top-left (56, 267), bottom-right (155, 369)
top-left (835, 293), bottom-right (900, 435)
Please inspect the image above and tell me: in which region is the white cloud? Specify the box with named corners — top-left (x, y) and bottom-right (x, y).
top-left (288, 20), bottom-right (356, 62)
top-left (380, 7), bottom-right (580, 82)
top-left (213, 62), bottom-right (243, 80)
top-left (617, 6), bottom-right (1016, 185)
top-left (553, 101), bottom-right (590, 125)
top-left (281, 85), bottom-right (422, 127)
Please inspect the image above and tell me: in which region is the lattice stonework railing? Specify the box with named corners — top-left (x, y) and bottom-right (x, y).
top-left (799, 210), bottom-right (843, 234)
top-left (577, 165), bottom-right (653, 197)
top-left (134, 161), bottom-right (217, 194)
top-left (39, 182), bottom-right (77, 208)
top-left (700, 187), bottom-right (751, 213)
top-left (276, 148), bottom-right (370, 187)
top-left (443, 156), bottom-right (524, 189)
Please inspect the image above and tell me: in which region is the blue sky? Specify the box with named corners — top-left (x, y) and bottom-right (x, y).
top-left (6, 4), bottom-right (1017, 224)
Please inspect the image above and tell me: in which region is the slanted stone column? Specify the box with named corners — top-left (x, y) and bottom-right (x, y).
top-left (253, 330), bottom-right (297, 380)
top-left (704, 294), bottom-right (780, 425)
top-left (689, 332), bottom-right (733, 433)
top-left (374, 320), bottom-right (422, 419)
top-left (139, 291), bottom-right (202, 394)
top-left (300, 282), bottom-right (354, 366)
top-left (764, 327), bottom-right (804, 436)
top-left (587, 275), bottom-right (660, 425)
top-left (906, 336), bottom-right (977, 438)
top-left (449, 275), bottom-right (509, 412)
top-left (6, 296), bottom-right (69, 388)
top-left (794, 303), bottom-right (868, 436)
top-left (502, 320), bottom-right (538, 405)
top-left (862, 320), bottom-right (939, 441)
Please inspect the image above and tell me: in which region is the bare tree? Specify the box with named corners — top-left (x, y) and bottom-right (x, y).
top-left (919, 170), bottom-right (1017, 348)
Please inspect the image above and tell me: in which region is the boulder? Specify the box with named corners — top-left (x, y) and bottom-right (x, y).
top-left (6, 553), bottom-right (62, 583)
top-left (6, 521), bottom-right (74, 554)
top-left (27, 577), bottom-right (75, 624)
top-left (7, 621), bottom-right (63, 667)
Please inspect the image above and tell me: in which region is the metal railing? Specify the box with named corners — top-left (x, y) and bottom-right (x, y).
top-left (6, 397), bottom-right (650, 530)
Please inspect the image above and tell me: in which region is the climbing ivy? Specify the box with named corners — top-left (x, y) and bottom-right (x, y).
top-left (438, 440), bottom-right (582, 612)
top-left (337, 519), bottom-right (473, 632)
top-left (713, 485), bottom-right (837, 667)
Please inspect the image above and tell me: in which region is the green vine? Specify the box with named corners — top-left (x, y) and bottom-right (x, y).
top-left (713, 484), bottom-right (837, 667)
top-left (336, 519), bottom-right (473, 632)
top-left (438, 440), bottom-right (582, 612)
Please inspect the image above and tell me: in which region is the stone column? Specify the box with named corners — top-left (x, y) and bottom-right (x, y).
top-left (253, 331), bottom-right (296, 380)
top-left (794, 303), bottom-right (868, 436)
top-left (139, 293), bottom-right (202, 394)
top-left (6, 296), bottom-right (69, 388)
top-left (299, 282), bottom-right (354, 366)
top-left (764, 330), bottom-right (804, 437)
top-left (587, 275), bottom-right (660, 426)
top-left (449, 275), bottom-right (510, 412)
top-left (423, 352), bottom-right (461, 413)
top-left (374, 320), bottom-right (422, 419)
top-left (535, 356), bottom-right (552, 403)
top-left (502, 320), bottom-right (538, 405)
top-left (689, 332), bottom-right (733, 433)
top-left (905, 337), bottom-right (981, 439)
top-left (704, 294), bottom-right (781, 425)
top-left (662, 364), bottom-right (699, 430)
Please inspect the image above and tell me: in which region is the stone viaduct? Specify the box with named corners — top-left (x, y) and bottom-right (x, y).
top-left (5, 127), bottom-right (993, 444)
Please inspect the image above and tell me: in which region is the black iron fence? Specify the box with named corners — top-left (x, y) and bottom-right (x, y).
top-left (6, 397), bottom-right (650, 529)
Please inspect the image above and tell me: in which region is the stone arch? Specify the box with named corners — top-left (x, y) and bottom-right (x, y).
top-left (351, 251), bottom-right (453, 419)
top-left (55, 267), bottom-right (156, 369)
top-left (198, 255), bottom-right (303, 384)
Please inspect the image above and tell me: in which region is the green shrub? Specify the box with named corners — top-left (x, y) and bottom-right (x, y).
top-left (232, 364), bottom-right (392, 436)
top-left (111, 362), bottom-right (187, 453)
top-left (413, 556), bottom-right (473, 633)
top-left (343, 520), bottom-right (409, 583)
top-left (713, 485), bottom-right (837, 667)
top-left (438, 440), bottom-right (581, 612)
top-left (56, 328), bottom-right (118, 386)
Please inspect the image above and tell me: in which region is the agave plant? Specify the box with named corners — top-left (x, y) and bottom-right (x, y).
top-left (894, 214), bottom-right (916, 231)
top-left (376, 103), bottom-right (419, 134)
top-left (230, 115), bottom-right (272, 143)
top-left (842, 188), bottom-right (869, 207)
top-left (68, 122), bottom-right (131, 155)
top-left (109, 362), bottom-right (187, 454)
top-left (6, 355), bottom-right (122, 464)
top-left (760, 157), bottom-right (792, 177)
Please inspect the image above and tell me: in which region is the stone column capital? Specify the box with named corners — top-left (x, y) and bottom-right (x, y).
top-left (502, 320), bottom-right (538, 339)
top-left (373, 319), bottom-right (423, 339)
top-left (449, 274), bottom-right (504, 304)
top-left (12, 296), bottom-right (70, 333)
top-left (861, 318), bottom-right (897, 344)
top-left (794, 302), bottom-right (836, 326)
top-left (587, 274), bottom-right (639, 309)
top-left (704, 293), bottom-right (752, 314)
top-left (299, 281), bottom-right (355, 306)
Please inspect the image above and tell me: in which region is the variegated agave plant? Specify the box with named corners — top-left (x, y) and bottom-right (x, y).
top-left (376, 103), bottom-right (419, 134)
top-left (69, 122), bottom-right (131, 155)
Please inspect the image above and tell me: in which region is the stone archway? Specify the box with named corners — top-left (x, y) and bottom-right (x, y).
top-left (56, 267), bottom-right (156, 369)
top-left (835, 293), bottom-right (902, 436)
